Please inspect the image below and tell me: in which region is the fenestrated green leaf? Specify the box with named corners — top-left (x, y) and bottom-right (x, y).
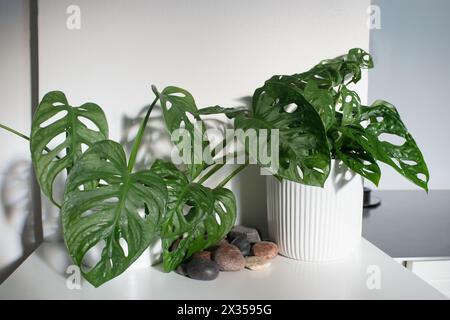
top-left (61, 140), bottom-right (167, 287)
top-left (289, 48), bottom-right (373, 89)
top-left (198, 105), bottom-right (248, 119)
top-left (235, 79), bottom-right (331, 186)
top-left (151, 160), bottom-right (236, 272)
top-left (303, 80), bottom-right (336, 130)
top-left (153, 86), bottom-right (208, 181)
top-left (335, 125), bottom-right (381, 185)
top-left (344, 100), bottom-right (429, 190)
top-left (31, 91), bottom-right (108, 205)
top-left (340, 86), bottom-right (362, 126)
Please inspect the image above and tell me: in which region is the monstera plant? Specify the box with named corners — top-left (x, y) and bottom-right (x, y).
top-left (0, 48), bottom-right (428, 287)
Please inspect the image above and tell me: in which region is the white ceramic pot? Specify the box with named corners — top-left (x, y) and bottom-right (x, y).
top-left (266, 160), bottom-right (363, 262)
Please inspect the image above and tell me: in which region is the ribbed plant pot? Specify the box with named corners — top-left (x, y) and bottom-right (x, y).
top-left (266, 160), bottom-right (363, 262)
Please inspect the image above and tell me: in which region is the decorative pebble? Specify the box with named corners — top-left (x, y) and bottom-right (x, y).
top-left (185, 258), bottom-right (220, 281)
top-left (212, 244), bottom-right (246, 271)
top-left (176, 263), bottom-right (187, 276)
top-left (192, 250), bottom-right (211, 260)
top-left (230, 234), bottom-right (251, 256)
top-left (229, 225), bottom-right (261, 243)
top-left (252, 241), bottom-right (278, 260)
top-left (245, 256), bottom-right (271, 271)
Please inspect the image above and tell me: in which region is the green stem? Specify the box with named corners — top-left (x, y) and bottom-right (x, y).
top-left (197, 163), bottom-right (225, 184)
top-left (217, 163), bottom-right (248, 189)
top-left (127, 96), bottom-right (159, 172)
top-left (0, 123), bottom-right (60, 159)
top-left (0, 123), bottom-right (30, 141)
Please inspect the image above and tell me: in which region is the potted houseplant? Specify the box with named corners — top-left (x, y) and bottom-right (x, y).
top-left (0, 48), bottom-right (428, 286)
top-left (233, 48), bottom-right (429, 261)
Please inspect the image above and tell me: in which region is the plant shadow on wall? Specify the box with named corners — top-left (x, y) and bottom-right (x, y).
top-left (0, 160), bottom-right (34, 283)
top-left (0, 48), bottom-right (429, 287)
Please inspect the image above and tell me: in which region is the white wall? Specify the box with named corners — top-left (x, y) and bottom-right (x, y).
top-left (0, 0), bottom-right (32, 278)
top-left (38, 0), bottom-right (371, 236)
top-left (369, 0), bottom-right (450, 190)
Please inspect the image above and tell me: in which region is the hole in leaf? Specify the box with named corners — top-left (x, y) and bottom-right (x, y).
top-left (214, 213), bottom-right (221, 226)
top-left (363, 54), bottom-right (370, 61)
top-left (169, 238), bottom-right (181, 252)
top-left (360, 120), bottom-right (369, 129)
top-left (103, 196), bottom-right (119, 204)
top-left (401, 160), bottom-right (418, 166)
top-left (182, 204), bottom-right (193, 216)
top-left (391, 158), bottom-right (401, 169)
top-left (313, 167), bottom-right (325, 174)
top-left (81, 240), bottom-right (106, 272)
top-left (170, 92), bottom-right (186, 98)
top-left (376, 116), bottom-right (384, 122)
top-left (416, 173), bottom-right (427, 182)
top-left (283, 103), bottom-right (298, 113)
top-left (165, 101), bottom-right (172, 110)
top-left (81, 208), bottom-right (95, 218)
top-left (185, 112), bottom-right (196, 123)
top-left (52, 102), bottom-right (65, 107)
top-left (378, 133), bottom-right (406, 146)
top-left (217, 202), bottom-right (227, 214)
top-left (45, 132), bottom-right (67, 153)
top-left (296, 166), bottom-right (304, 179)
top-left (137, 208), bottom-right (146, 219)
top-left (81, 143), bottom-right (89, 153)
top-left (345, 95), bottom-right (352, 103)
top-left (40, 110), bottom-right (68, 128)
top-left (119, 238), bottom-right (129, 257)
top-left (78, 116), bottom-right (99, 132)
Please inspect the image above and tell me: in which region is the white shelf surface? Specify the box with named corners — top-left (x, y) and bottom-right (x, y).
top-left (0, 238), bottom-right (446, 300)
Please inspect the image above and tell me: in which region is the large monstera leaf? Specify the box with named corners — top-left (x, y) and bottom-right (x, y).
top-left (342, 100), bottom-right (429, 190)
top-left (151, 160), bottom-right (236, 272)
top-left (153, 86), bottom-right (208, 181)
top-left (235, 79), bottom-right (331, 186)
top-left (61, 140), bottom-right (167, 287)
top-left (31, 91), bottom-right (108, 205)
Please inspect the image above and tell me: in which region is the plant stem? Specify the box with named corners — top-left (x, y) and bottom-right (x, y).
top-left (127, 96), bottom-right (159, 172)
top-left (217, 163), bottom-right (248, 189)
top-left (0, 123), bottom-right (30, 141)
top-left (0, 123), bottom-right (60, 158)
top-left (197, 163), bottom-right (225, 184)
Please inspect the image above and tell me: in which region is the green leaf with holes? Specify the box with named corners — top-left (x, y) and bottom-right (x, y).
top-left (151, 160), bottom-right (236, 272)
top-left (198, 105), bottom-right (248, 119)
top-left (335, 125), bottom-right (381, 185)
top-left (235, 79), bottom-right (331, 186)
top-left (153, 86), bottom-right (209, 181)
top-left (289, 48), bottom-right (373, 90)
top-left (340, 86), bottom-right (362, 126)
top-left (30, 91), bottom-right (108, 206)
top-left (61, 140), bottom-right (167, 287)
top-left (303, 80), bottom-right (336, 130)
top-left (356, 100), bottom-right (429, 190)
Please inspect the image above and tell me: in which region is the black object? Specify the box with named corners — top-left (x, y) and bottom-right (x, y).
top-left (230, 234), bottom-right (251, 256)
top-left (185, 258), bottom-right (220, 281)
top-left (363, 187), bottom-right (381, 208)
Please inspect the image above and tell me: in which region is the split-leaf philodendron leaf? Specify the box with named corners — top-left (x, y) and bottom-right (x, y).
top-left (235, 79), bottom-right (331, 186)
top-left (61, 140), bottom-right (167, 287)
top-left (150, 160), bottom-right (236, 272)
top-left (30, 91), bottom-right (108, 206)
